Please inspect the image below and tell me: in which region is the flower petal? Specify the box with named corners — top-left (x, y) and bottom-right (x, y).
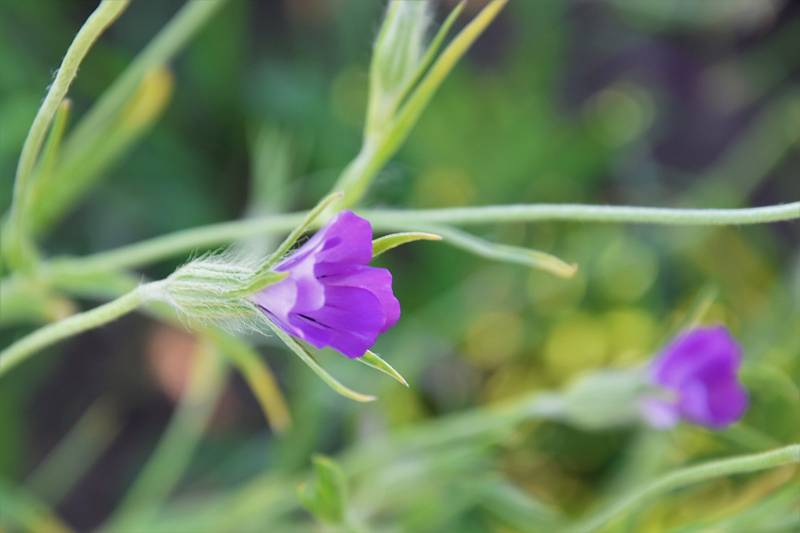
top-left (289, 286), bottom-right (385, 357)
top-left (317, 264), bottom-right (400, 333)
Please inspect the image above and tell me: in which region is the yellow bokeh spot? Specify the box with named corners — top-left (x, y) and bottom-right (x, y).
top-left (604, 308), bottom-right (657, 364)
top-left (585, 83), bottom-right (655, 147)
top-left (464, 311), bottom-right (523, 369)
top-left (595, 237), bottom-right (658, 303)
top-left (543, 313), bottom-right (609, 379)
top-left (413, 166), bottom-right (475, 207)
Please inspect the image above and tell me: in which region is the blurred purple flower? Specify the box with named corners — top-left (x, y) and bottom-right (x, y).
top-left (253, 211), bottom-right (400, 358)
top-left (641, 326), bottom-right (748, 429)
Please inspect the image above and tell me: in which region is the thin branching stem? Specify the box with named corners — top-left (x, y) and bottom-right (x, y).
top-left (0, 283), bottom-right (156, 377)
top-left (570, 444), bottom-right (800, 533)
top-left (38, 201), bottom-right (800, 276)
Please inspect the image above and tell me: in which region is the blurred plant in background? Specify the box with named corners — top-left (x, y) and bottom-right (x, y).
top-left (1, 0), bottom-right (799, 531)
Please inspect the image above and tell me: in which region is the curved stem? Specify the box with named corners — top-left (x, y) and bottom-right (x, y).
top-left (0, 284), bottom-right (153, 377)
top-left (570, 444), bottom-right (800, 533)
top-left (367, 201), bottom-right (800, 226)
top-left (40, 201), bottom-right (800, 276)
top-left (11, 0), bottom-right (129, 205)
top-left (5, 0), bottom-right (129, 268)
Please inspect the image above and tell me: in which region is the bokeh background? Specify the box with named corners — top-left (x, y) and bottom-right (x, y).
top-left (1, 0), bottom-right (799, 531)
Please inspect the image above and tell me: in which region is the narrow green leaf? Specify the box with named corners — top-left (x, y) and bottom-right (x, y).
top-left (358, 350), bottom-right (409, 387)
top-left (427, 225), bottom-right (578, 278)
top-left (260, 191), bottom-right (343, 272)
top-left (372, 231), bottom-right (441, 258)
top-left (263, 319), bottom-right (376, 403)
top-left (394, 0), bottom-right (465, 110)
top-left (387, 0), bottom-right (509, 155)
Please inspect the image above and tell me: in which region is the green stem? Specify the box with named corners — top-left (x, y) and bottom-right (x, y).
top-left (40, 201), bottom-right (800, 275)
top-left (60, 0), bottom-right (228, 169)
top-left (5, 0), bottom-right (129, 267)
top-left (367, 201), bottom-right (800, 226)
top-left (570, 444), bottom-right (800, 533)
top-left (0, 284), bottom-right (153, 377)
top-left (11, 0), bottom-right (128, 207)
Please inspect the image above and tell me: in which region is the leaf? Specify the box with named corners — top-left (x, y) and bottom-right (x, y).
top-left (263, 319), bottom-right (376, 402)
top-left (386, 0), bottom-right (509, 154)
top-left (429, 225), bottom-right (578, 278)
top-left (260, 191), bottom-right (343, 272)
top-left (394, 0), bottom-right (466, 111)
top-left (297, 455), bottom-right (348, 525)
top-left (372, 231), bottom-right (441, 258)
top-left (358, 350), bottom-right (409, 387)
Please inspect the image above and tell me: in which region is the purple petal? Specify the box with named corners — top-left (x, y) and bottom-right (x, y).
top-left (317, 264), bottom-right (400, 333)
top-left (289, 286), bottom-right (385, 357)
top-left (647, 326), bottom-right (748, 429)
top-left (255, 210), bottom-right (400, 359)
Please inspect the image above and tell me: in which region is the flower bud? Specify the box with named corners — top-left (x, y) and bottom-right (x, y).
top-left (559, 369), bottom-right (648, 430)
top-left (367, 0), bottom-right (431, 130)
top-left (159, 254), bottom-right (270, 327)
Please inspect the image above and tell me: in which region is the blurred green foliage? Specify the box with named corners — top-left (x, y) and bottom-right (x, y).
top-left (1, 0), bottom-right (798, 531)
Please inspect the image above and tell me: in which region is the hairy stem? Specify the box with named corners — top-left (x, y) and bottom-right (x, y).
top-left (0, 283), bottom-right (154, 377)
top-left (570, 444), bottom-right (800, 533)
top-left (38, 201), bottom-right (800, 276)
top-left (368, 201), bottom-right (800, 226)
top-left (5, 0), bottom-right (129, 267)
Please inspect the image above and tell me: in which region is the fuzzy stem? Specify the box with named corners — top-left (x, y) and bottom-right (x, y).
top-left (5, 0), bottom-right (129, 268)
top-left (367, 201), bottom-right (800, 226)
top-left (38, 201), bottom-right (800, 276)
top-left (570, 444), bottom-right (800, 533)
top-left (0, 283), bottom-right (154, 377)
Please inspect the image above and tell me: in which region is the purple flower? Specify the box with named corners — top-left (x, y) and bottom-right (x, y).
top-left (253, 211), bottom-right (400, 358)
top-left (641, 326), bottom-right (748, 429)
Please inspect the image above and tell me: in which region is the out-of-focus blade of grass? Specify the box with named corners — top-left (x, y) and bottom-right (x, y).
top-left (26, 399), bottom-right (120, 505)
top-left (248, 127), bottom-right (293, 216)
top-left (297, 455), bottom-right (349, 527)
top-left (429, 225), bottom-right (578, 278)
top-left (262, 319), bottom-right (375, 403)
top-left (569, 444), bottom-right (800, 533)
top-left (682, 91), bottom-right (800, 208)
top-left (209, 331), bottom-right (291, 432)
top-left (705, 18), bottom-right (800, 114)
top-left (242, 127), bottom-right (295, 255)
top-left (106, 340), bottom-right (226, 533)
top-left (28, 0), bottom-right (230, 234)
top-left (477, 476), bottom-right (562, 531)
top-left (0, 277), bottom-right (75, 325)
top-left (669, 478), bottom-right (799, 533)
top-left (0, 479), bottom-right (73, 533)
top-left (30, 67), bottom-right (174, 232)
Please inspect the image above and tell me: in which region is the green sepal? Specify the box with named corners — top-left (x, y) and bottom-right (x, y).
top-left (358, 350), bottom-right (409, 387)
top-left (372, 231), bottom-right (441, 258)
